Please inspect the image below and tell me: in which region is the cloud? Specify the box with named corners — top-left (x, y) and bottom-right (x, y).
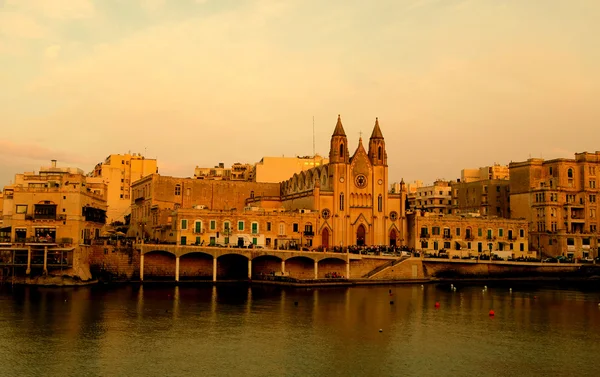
top-left (5, 0), bottom-right (95, 19)
top-left (44, 44), bottom-right (61, 59)
top-left (0, 139), bottom-right (95, 166)
top-left (0, 12), bottom-right (47, 39)
top-left (139, 0), bottom-right (165, 13)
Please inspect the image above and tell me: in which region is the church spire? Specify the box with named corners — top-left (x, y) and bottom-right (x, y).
top-left (370, 117), bottom-right (384, 139)
top-left (333, 114), bottom-right (346, 136)
top-left (329, 114), bottom-right (349, 164)
top-left (368, 117), bottom-right (387, 166)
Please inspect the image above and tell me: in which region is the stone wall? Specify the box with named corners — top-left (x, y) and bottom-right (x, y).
top-left (89, 244), bottom-right (140, 281)
top-left (348, 257), bottom-right (390, 278)
top-left (371, 259), bottom-right (424, 280)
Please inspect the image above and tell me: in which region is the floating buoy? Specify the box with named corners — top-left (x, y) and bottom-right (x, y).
top-left (379, 329), bottom-right (383, 332)
top-left (435, 302), bottom-right (440, 308)
top-left (390, 300), bottom-right (394, 305)
top-left (489, 310), bottom-right (495, 316)
top-left (484, 286), bottom-right (488, 290)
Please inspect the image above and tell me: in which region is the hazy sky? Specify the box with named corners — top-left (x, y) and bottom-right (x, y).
top-left (1, 0), bottom-right (599, 188)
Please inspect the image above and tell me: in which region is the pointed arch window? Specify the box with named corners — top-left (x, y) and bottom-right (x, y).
top-left (378, 146), bottom-right (382, 160)
top-left (340, 143), bottom-right (344, 158)
top-left (378, 194), bottom-right (383, 212)
top-left (340, 193), bottom-right (345, 210)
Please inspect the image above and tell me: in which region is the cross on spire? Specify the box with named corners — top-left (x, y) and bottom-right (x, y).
top-left (359, 131), bottom-right (363, 138)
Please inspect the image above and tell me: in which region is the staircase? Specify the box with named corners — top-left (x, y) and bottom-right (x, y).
top-left (362, 256), bottom-right (410, 278)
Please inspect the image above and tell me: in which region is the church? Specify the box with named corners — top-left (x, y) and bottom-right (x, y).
top-left (248, 115), bottom-right (407, 249)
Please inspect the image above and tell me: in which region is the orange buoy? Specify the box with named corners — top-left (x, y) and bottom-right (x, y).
top-left (435, 302), bottom-right (440, 308)
top-left (489, 310), bottom-right (495, 316)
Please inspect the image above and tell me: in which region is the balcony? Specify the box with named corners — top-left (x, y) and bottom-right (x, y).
top-left (443, 234), bottom-right (453, 240)
top-left (303, 231), bottom-right (315, 237)
top-left (420, 234), bottom-right (430, 239)
top-left (465, 235), bottom-right (474, 241)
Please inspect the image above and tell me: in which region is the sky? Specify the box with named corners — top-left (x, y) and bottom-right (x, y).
top-left (1, 0), bottom-right (599, 188)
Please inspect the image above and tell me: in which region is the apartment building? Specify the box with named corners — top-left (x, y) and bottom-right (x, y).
top-left (90, 153), bottom-right (157, 223)
top-left (407, 212), bottom-right (530, 259)
top-left (171, 207), bottom-right (319, 249)
top-left (451, 165), bottom-right (510, 217)
top-left (510, 152), bottom-right (600, 259)
top-left (407, 180), bottom-right (453, 214)
top-left (1, 160), bottom-right (107, 245)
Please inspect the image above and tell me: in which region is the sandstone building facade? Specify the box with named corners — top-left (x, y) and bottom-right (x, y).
top-left (132, 115), bottom-right (407, 249)
top-left (510, 152), bottom-right (600, 259)
top-left (1, 160), bottom-right (107, 245)
top-left (407, 212), bottom-right (530, 259)
top-left (90, 153), bottom-right (157, 223)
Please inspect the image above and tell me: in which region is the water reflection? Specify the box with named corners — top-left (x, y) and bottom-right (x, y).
top-left (1, 283), bottom-right (599, 377)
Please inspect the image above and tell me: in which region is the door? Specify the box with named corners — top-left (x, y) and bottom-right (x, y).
top-left (322, 228), bottom-right (330, 249)
top-left (357, 224), bottom-right (366, 246)
top-left (389, 229), bottom-right (397, 247)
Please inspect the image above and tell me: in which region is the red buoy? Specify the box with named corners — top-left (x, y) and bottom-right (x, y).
top-left (435, 302), bottom-right (440, 308)
top-left (489, 310), bottom-right (495, 316)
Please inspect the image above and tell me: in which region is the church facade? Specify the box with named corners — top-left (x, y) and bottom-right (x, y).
top-left (247, 115), bottom-right (407, 249)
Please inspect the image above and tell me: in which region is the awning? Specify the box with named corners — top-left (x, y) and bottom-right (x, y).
top-left (456, 241), bottom-right (468, 249)
top-left (0, 226), bottom-right (11, 232)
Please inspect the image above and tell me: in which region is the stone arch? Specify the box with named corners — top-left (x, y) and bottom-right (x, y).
top-left (217, 253), bottom-right (249, 280)
top-left (143, 250), bottom-right (176, 280)
top-left (251, 255), bottom-right (283, 278)
top-left (179, 252), bottom-right (213, 280)
top-left (317, 257), bottom-right (347, 279)
top-left (284, 256), bottom-right (315, 280)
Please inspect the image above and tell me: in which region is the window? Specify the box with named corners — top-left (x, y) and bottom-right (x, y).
top-left (304, 224), bottom-right (313, 234)
top-left (210, 220), bottom-right (216, 230)
top-left (590, 180), bottom-right (596, 189)
top-left (194, 221), bottom-right (202, 233)
top-left (478, 228), bottom-right (483, 237)
top-left (520, 243), bottom-right (524, 252)
top-left (433, 241), bottom-right (438, 250)
top-left (456, 228), bottom-right (461, 236)
top-left (279, 223), bottom-right (285, 235)
top-left (496, 186), bottom-right (500, 193)
top-left (487, 229), bottom-right (493, 239)
top-left (378, 195), bottom-right (383, 212)
top-left (590, 195), bottom-right (596, 203)
top-left (443, 228), bottom-right (451, 237)
top-left (251, 222), bottom-right (259, 234)
top-left (238, 221), bottom-right (244, 231)
top-left (591, 209), bottom-right (596, 218)
top-left (224, 221), bottom-right (231, 231)
top-left (498, 229), bottom-right (504, 237)
top-left (267, 222), bottom-right (272, 231)
top-left (181, 219), bottom-right (188, 230)
top-left (519, 229), bottom-right (524, 238)
top-left (432, 227), bottom-right (440, 235)
top-left (340, 193), bottom-right (344, 210)
top-left (340, 143), bottom-right (344, 158)
top-left (175, 184), bottom-right (181, 196)
top-left (15, 205), bottom-right (27, 214)
top-left (591, 225), bottom-right (597, 233)
top-left (293, 223), bottom-right (299, 232)
top-left (568, 168), bottom-right (573, 178)
top-left (549, 167), bottom-right (553, 175)
top-left (180, 236), bottom-right (187, 245)
top-left (378, 146), bottom-right (382, 160)
top-left (420, 227), bottom-right (428, 237)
